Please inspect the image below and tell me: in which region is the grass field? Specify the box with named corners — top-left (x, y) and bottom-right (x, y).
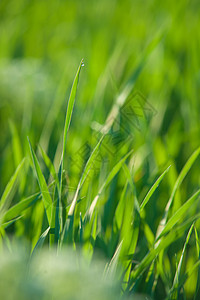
top-left (0, 0), bottom-right (200, 299)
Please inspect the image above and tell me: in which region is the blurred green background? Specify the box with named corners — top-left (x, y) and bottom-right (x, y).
top-left (1, 0), bottom-right (199, 185)
top-left (0, 0), bottom-right (200, 298)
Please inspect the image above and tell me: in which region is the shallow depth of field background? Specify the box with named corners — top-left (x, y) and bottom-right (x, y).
top-left (0, 0), bottom-right (200, 299)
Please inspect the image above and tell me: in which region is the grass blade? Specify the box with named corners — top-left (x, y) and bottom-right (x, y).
top-left (140, 165), bottom-right (171, 212)
top-left (156, 146), bottom-right (200, 238)
top-left (68, 135), bottom-right (104, 217)
top-left (0, 158), bottom-right (26, 214)
top-left (31, 227), bottom-right (50, 256)
top-left (3, 193), bottom-right (41, 222)
top-left (156, 190), bottom-right (200, 241)
top-left (88, 149), bottom-right (134, 218)
top-left (28, 138), bottom-right (52, 225)
top-left (170, 223), bottom-right (194, 299)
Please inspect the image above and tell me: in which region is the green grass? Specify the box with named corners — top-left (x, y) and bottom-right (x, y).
top-left (0, 1), bottom-right (200, 299)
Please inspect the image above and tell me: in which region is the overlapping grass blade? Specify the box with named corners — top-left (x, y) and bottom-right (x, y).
top-left (156, 189), bottom-right (200, 240)
top-left (31, 227), bottom-right (50, 256)
top-left (0, 158), bottom-right (26, 214)
top-left (105, 241), bottom-right (123, 278)
top-left (156, 146), bottom-right (200, 238)
top-left (28, 138), bottom-right (52, 225)
top-left (39, 145), bottom-right (58, 186)
top-left (68, 135), bottom-right (104, 217)
top-left (169, 223), bottom-right (194, 299)
top-left (59, 59), bottom-right (84, 195)
top-left (88, 149), bottom-right (134, 218)
top-left (2, 193), bottom-right (40, 222)
top-left (128, 214), bottom-right (200, 290)
top-left (140, 165), bottom-right (171, 212)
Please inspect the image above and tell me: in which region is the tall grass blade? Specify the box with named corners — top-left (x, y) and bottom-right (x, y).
top-left (140, 165), bottom-right (171, 212)
top-left (156, 146), bottom-right (200, 238)
top-left (28, 138), bottom-right (52, 225)
top-left (31, 227), bottom-right (50, 256)
top-left (2, 193), bottom-right (40, 222)
top-left (0, 158), bottom-right (26, 215)
top-left (170, 223), bottom-right (194, 299)
top-left (88, 149), bottom-right (134, 218)
top-left (156, 190), bottom-right (200, 240)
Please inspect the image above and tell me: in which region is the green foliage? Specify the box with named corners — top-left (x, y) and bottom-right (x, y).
top-left (0, 1), bottom-right (200, 299)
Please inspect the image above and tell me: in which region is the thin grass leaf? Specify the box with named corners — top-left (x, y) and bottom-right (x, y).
top-left (1, 216), bottom-right (22, 228)
top-left (62, 59), bottom-right (84, 163)
top-left (0, 158), bottom-right (26, 213)
top-left (114, 181), bottom-right (128, 230)
top-left (88, 149), bottom-right (134, 218)
top-left (170, 223), bottom-right (194, 299)
top-left (105, 241), bottom-right (123, 278)
top-left (68, 135), bottom-right (104, 217)
top-left (156, 190), bottom-right (200, 241)
top-left (140, 165), bottom-right (171, 212)
top-left (31, 227), bottom-right (50, 256)
top-left (28, 138), bottom-right (52, 225)
top-left (59, 59), bottom-right (84, 194)
top-left (9, 120), bottom-right (23, 168)
top-left (56, 60), bottom-right (83, 244)
top-left (128, 215), bottom-right (200, 290)
top-left (156, 147), bottom-right (200, 238)
top-left (39, 145), bottom-right (58, 186)
top-left (3, 193), bottom-right (40, 222)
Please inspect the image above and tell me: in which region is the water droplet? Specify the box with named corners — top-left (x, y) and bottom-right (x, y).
top-left (81, 63), bottom-right (84, 67)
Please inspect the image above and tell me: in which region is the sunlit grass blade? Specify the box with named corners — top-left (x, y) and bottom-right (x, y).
top-left (39, 145), bottom-right (59, 186)
top-left (156, 189), bottom-right (200, 241)
top-left (31, 227), bottom-right (50, 256)
top-left (1, 216), bottom-right (22, 229)
top-left (28, 138), bottom-right (52, 225)
top-left (140, 165), bottom-right (171, 212)
top-left (68, 135), bottom-right (104, 217)
top-left (128, 215), bottom-right (200, 290)
top-left (105, 241), bottom-right (123, 278)
top-left (0, 158), bottom-right (26, 215)
top-left (9, 120), bottom-right (23, 168)
top-left (60, 136), bottom-right (103, 245)
top-left (169, 223), bottom-right (194, 299)
top-left (56, 60), bottom-right (83, 244)
top-left (88, 149), bottom-right (134, 218)
top-left (59, 59), bottom-right (84, 196)
top-left (156, 146), bottom-right (200, 238)
top-left (2, 193), bottom-right (41, 222)
top-left (114, 181), bottom-right (128, 230)
top-left (61, 59), bottom-right (84, 164)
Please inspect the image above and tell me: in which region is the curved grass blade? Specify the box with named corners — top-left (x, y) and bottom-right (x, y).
top-left (169, 223), bottom-right (194, 299)
top-left (0, 158), bottom-right (26, 214)
top-left (62, 59), bottom-right (84, 164)
top-left (1, 216), bottom-right (22, 229)
top-left (156, 146), bottom-right (200, 238)
top-left (68, 135), bottom-right (104, 217)
top-left (140, 165), bottom-right (171, 212)
top-left (28, 138), bottom-right (52, 225)
top-left (156, 189), bottom-right (200, 241)
top-left (3, 193), bottom-right (41, 222)
top-left (88, 149), bottom-right (134, 218)
top-left (39, 145), bottom-right (58, 186)
top-left (59, 59), bottom-right (84, 194)
top-left (128, 215), bottom-right (200, 291)
top-left (31, 226), bottom-right (50, 256)
top-left (60, 136), bottom-right (104, 245)
top-left (57, 60), bottom-right (84, 245)
top-left (105, 241), bottom-right (123, 278)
